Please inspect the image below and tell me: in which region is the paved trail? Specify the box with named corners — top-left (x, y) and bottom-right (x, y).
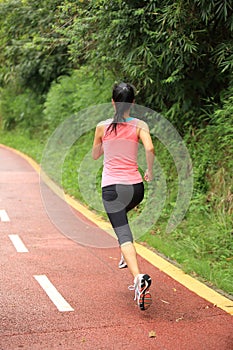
top-left (0, 145), bottom-right (232, 350)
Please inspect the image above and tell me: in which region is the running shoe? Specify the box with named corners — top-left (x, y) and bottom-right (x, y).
top-left (133, 274), bottom-right (152, 310)
top-left (118, 254), bottom-right (127, 269)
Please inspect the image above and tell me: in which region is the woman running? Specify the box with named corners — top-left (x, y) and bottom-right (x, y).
top-left (92, 82), bottom-right (154, 310)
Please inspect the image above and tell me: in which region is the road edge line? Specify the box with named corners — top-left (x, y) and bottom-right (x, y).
top-left (134, 242), bottom-right (233, 315)
top-left (1, 143), bottom-right (232, 315)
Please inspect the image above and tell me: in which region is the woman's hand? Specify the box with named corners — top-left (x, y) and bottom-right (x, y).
top-left (144, 169), bottom-right (153, 182)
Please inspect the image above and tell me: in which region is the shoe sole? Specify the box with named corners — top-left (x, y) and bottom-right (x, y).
top-left (138, 274), bottom-right (152, 311)
top-left (118, 263), bottom-right (127, 269)
top-left (140, 291), bottom-right (152, 310)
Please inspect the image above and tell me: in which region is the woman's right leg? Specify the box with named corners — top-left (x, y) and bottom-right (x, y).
top-left (102, 183), bottom-right (144, 244)
top-left (120, 241), bottom-right (140, 277)
top-left (102, 184), bottom-right (152, 310)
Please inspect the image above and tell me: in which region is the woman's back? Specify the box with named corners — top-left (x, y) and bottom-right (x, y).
top-left (101, 118), bottom-right (143, 187)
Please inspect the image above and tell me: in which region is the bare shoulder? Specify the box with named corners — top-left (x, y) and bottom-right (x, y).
top-left (95, 120), bottom-right (107, 138)
top-left (97, 118), bottom-right (112, 127)
top-left (136, 119), bottom-right (149, 132)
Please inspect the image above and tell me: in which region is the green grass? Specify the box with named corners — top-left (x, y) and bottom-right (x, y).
top-left (1, 129), bottom-right (232, 297)
top-left (0, 130), bottom-right (44, 163)
top-left (140, 210), bottom-right (233, 295)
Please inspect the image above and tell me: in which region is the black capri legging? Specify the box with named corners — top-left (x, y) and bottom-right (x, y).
top-left (102, 182), bottom-right (144, 245)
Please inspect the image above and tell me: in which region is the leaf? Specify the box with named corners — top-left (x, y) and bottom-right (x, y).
top-left (149, 330), bottom-right (156, 338)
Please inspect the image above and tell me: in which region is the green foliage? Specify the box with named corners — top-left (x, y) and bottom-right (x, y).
top-left (43, 67), bottom-right (114, 133)
top-left (1, 0), bottom-right (232, 129)
top-left (186, 86), bottom-right (233, 214)
top-left (56, 0), bottom-right (233, 129)
top-left (0, 0), bottom-right (71, 93)
top-left (0, 85), bottom-right (44, 136)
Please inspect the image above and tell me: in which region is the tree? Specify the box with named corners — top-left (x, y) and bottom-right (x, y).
top-left (57, 0), bottom-right (233, 128)
top-left (0, 0), bottom-right (72, 93)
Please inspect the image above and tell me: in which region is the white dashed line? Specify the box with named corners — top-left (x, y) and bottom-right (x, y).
top-left (8, 234), bottom-right (29, 253)
top-left (0, 209), bottom-right (10, 222)
top-left (34, 275), bottom-right (74, 312)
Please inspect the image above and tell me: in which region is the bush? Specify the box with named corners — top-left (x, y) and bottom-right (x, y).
top-left (0, 85), bottom-right (44, 136)
top-left (186, 86), bottom-right (233, 215)
top-left (43, 67), bottom-right (114, 134)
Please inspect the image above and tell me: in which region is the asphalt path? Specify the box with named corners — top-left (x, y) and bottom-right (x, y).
top-left (0, 145), bottom-right (232, 350)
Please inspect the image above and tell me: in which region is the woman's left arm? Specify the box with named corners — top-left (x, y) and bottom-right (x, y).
top-left (92, 125), bottom-right (104, 160)
top-left (137, 120), bottom-right (155, 182)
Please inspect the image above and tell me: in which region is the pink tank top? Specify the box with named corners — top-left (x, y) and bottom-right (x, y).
top-left (101, 117), bottom-right (143, 187)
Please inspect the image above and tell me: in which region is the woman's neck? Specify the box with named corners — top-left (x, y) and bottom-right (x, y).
top-left (123, 112), bottom-right (130, 119)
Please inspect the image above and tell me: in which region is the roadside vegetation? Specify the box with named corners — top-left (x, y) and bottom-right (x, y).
top-left (0, 0), bottom-right (232, 297)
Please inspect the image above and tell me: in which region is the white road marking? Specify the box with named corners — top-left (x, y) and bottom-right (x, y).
top-left (0, 209), bottom-right (10, 222)
top-left (8, 234), bottom-right (29, 253)
top-left (34, 275), bottom-right (74, 312)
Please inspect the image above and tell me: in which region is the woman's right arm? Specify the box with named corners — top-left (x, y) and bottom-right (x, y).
top-left (138, 121), bottom-right (155, 182)
top-left (92, 125), bottom-right (104, 160)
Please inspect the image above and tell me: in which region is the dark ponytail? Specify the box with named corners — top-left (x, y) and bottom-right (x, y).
top-left (107, 82), bottom-right (135, 134)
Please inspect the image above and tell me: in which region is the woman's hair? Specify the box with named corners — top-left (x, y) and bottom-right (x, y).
top-left (107, 82), bottom-right (135, 134)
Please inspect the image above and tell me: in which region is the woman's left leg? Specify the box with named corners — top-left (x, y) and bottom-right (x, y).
top-left (119, 182), bottom-right (144, 276)
top-left (102, 183), bottom-right (144, 277)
